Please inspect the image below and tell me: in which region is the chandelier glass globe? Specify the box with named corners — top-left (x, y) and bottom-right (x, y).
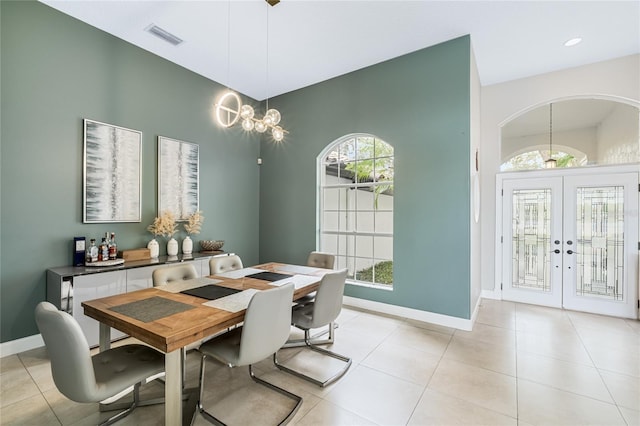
top-left (240, 104), bottom-right (254, 120)
top-left (272, 126), bottom-right (284, 141)
top-left (242, 118), bottom-right (255, 131)
top-left (255, 120), bottom-right (267, 133)
top-left (265, 108), bottom-right (281, 126)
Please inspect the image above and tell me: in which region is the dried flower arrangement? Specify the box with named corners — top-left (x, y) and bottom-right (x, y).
top-left (184, 210), bottom-right (204, 235)
top-left (147, 211), bottom-right (177, 238)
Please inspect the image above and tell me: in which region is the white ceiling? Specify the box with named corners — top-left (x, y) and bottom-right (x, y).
top-left (40, 1), bottom-right (640, 101)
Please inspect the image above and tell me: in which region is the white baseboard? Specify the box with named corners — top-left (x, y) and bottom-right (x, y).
top-left (343, 296), bottom-right (476, 331)
top-left (0, 334), bottom-right (44, 358)
top-left (481, 288), bottom-right (501, 300)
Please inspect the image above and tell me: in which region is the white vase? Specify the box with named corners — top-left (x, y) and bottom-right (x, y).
top-left (167, 237), bottom-right (179, 256)
top-left (147, 238), bottom-right (159, 258)
top-left (182, 236), bottom-right (193, 255)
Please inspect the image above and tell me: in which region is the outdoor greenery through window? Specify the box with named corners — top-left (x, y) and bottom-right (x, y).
top-left (319, 134), bottom-right (394, 287)
top-left (500, 149), bottom-right (587, 171)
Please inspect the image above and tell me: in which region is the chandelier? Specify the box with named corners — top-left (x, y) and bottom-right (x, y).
top-left (213, 0), bottom-right (286, 142)
top-left (545, 103), bottom-right (557, 168)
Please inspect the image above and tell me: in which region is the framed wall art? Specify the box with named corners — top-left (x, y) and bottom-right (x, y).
top-left (83, 119), bottom-right (142, 223)
top-left (158, 136), bottom-right (199, 220)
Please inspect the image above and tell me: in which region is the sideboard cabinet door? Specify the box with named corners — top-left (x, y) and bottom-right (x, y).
top-left (72, 271), bottom-right (127, 347)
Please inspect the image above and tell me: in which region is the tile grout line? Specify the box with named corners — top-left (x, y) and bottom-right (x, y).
top-left (566, 313), bottom-right (632, 425)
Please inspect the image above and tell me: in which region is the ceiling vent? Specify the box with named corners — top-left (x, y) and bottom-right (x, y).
top-left (145, 24), bottom-right (183, 46)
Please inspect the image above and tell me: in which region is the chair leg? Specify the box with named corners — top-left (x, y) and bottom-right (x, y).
top-left (275, 329), bottom-right (352, 388)
top-left (193, 355), bottom-right (302, 426)
top-left (249, 365), bottom-right (303, 425)
top-left (97, 383), bottom-right (140, 426)
top-left (193, 354), bottom-right (226, 425)
top-left (282, 322), bottom-right (338, 348)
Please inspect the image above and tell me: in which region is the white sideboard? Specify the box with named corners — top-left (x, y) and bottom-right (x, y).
top-left (46, 252), bottom-right (224, 347)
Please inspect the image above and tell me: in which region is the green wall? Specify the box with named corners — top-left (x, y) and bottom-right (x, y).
top-left (0, 1), bottom-right (262, 342)
top-left (1, 1), bottom-right (473, 343)
top-left (259, 37), bottom-right (472, 319)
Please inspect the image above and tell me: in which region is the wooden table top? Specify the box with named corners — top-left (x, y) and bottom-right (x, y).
top-left (81, 262), bottom-right (324, 353)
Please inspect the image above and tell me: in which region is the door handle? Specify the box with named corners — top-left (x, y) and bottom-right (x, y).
top-left (552, 249), bottom-right (561, 254)
top-left (567, 250), bottom-right (577, 255)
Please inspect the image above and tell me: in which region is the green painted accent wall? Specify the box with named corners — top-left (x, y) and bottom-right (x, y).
top-left (259, 36), bottom-right (472, 319)
top-left (0, 1), bottom-right (261, 342)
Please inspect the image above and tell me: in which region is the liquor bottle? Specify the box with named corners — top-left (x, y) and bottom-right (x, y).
top-left (109, 232), bottom-right (117, 260)
top-left (99, 237), bottom-right (108, 261)
top-left (87, 239), bottom-right (98, 263)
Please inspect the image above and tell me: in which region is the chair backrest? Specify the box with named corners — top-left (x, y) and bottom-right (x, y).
top-left (306, 251), bottom-right (335, 269)
top-left (152, 263), bottom-right (198, 287)
top-left (237, 283), bottom-right (294, 366)
top-left (35, 302), bottom-right (97, 403)
top-left (209, 254), bottom-right (243, 274)
top-left (309, 269), bottom-right (348, 329)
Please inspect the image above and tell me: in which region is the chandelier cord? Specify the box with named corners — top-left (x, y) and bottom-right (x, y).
top-left (265, 5), bottom-right (270, 111)
top-left (226, 0), bottom-right (231, 89)
top-left (549, 103), bottom-right (553, 156)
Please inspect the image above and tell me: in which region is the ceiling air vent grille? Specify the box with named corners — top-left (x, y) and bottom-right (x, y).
top-left (145, 24), bottom-right (183, 46)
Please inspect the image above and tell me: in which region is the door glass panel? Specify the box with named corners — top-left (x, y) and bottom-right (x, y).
top-left (511, 189), bottom-right (551, 292)
top-left (575, 186), bottom-right (624, 300)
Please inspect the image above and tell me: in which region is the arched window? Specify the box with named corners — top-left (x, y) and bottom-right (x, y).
top-left (500, 146), bottom-right (588, 171)
top-left (318, 134), bottom-right (394, 288)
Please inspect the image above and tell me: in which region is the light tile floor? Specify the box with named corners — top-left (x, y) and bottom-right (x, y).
top-left (1, 299), bottom-right (639, 425)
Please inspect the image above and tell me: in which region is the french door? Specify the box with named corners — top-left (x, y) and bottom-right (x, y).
top-left (501, 171), bottom-right (638, 318)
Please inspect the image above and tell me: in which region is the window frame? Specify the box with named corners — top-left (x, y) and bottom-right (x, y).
top-left (317, 133), bottom-right (394, 289)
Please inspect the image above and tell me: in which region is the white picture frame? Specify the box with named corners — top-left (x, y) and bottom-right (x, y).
top-left (83, 119), bottom-right (142, 223)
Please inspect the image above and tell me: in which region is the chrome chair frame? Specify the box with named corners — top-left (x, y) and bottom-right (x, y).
top-left (275, 269), bottom-right (352, 387)
top-left (193, 283), bottom-right (302, 425)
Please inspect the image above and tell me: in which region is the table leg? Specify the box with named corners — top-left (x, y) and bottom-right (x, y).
top-left (99, 323), bottom-right (111, 352)
top-left (165, 350), bottom-right (182, 425)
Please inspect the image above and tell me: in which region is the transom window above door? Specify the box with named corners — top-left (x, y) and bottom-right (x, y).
top-left (501, 99), bottom-right (639, 171)
top-left (318, 134), bottom-right (394, 288)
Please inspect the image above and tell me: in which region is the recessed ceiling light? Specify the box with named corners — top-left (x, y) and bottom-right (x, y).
top-left (564, 37), bottom-right (582, 47)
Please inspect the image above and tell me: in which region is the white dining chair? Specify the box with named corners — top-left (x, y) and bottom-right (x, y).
top-left (193, 283), bottom-right (302, 425)
top-left (275, 269), bottom-right (352, 387)
top-left (35, 302), bottom-right (165, 426)
top-left (209, 254), bottom-right (243, 275)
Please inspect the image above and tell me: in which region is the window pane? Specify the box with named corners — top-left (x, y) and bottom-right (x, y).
top-left (323, 212), bottom-right (339, 232)
top-left (356, 211), bottom-right (374, 232)
top-left (575, 186), bottom-right (625, 301)
top-left (323, 187), bottom-right (345, 209)
top-left (511, 189), bottom-right (551, 292)
top-left (321, 233), bottom-right (337, 254)
top-left (356, 235), bottom-right (373, 257)
top-left (374, 236), bottom-right (393, 259)
top-left (375, 210), bottom-right (393, 233)
top-left (354, 257), bottom-right (374, 282)
top-left (356, 137), bottom-right (375, 160)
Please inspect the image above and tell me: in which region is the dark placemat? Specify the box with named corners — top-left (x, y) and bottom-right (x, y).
top-left (246, 271), bottom-right (293, 282)
top-left (109, 296), bottom-right (195, 323)
top-left (181, 285), bottom-right (241, 300)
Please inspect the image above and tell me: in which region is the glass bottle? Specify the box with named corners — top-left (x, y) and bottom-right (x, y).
top-left (86, 239), bottom-right (95, 264)
top-left (109, 232), bottom-right (117, 260)
top-left (87, 239), bottom-right (98, 263)
top-left (99, 237), bottom-right (108, 261)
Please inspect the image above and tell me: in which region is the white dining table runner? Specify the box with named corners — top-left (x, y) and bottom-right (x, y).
top-left (214, 267), bottom-right (265, 279)
top-left (269, 274), bottom-right (319, 289)
top-left (203, 289), bottom-right (259, 312)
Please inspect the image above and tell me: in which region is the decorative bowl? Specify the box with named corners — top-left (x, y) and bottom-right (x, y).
top-left (200, 240), bottom-right (224, 251)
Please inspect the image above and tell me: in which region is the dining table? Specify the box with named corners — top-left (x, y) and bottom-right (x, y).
top-left (82, 262), bottom-right (329, 425)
